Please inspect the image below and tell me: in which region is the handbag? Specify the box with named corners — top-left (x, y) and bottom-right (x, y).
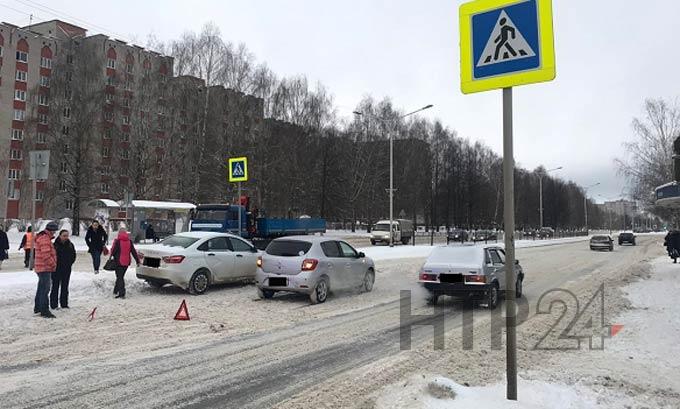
top-left (103, 256), bottom-right (119, 271)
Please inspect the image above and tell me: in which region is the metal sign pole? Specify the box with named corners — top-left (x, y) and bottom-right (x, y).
top-left (238, 182), bottom-right (242, 237)
top-left (503, 87), bottom-right (517, 400)
top-left (29, 162), bottom-right (37, 270)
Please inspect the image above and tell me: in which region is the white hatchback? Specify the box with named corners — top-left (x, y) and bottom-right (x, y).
top-left (136, 231), bottom-right (259, 294)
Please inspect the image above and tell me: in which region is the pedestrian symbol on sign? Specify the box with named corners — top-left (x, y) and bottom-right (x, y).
top-left (477, 10), bottom-right (536, 67)
top-left (232, 163), bottom-right (244, 177)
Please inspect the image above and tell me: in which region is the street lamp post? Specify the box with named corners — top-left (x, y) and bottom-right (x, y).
top-left (354, 104), bottom-right (433, 247)
top-left (583, 182), bottom-right (600, 233)
top-left (538, 166), bottom-right (562, 228)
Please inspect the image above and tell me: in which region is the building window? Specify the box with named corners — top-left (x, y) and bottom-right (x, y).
top-left (60, 162), bottom-right (68, 173)
top-left (40, 57), bottom-right (52, 68)
top-left (122, 97), bottom-right (130, 108)
top-left (65, 199), bottom-right (74, 210)
top-left (40, 76), bottom-right (50, 87)
top-left (107, 59), bottom-right (116, 69)
top-left (106, 75), bottom-right (115, 86)
top-left (15, 70), bottom-right (27, 82)
top-left (38, 94), bottom-right (49, 106)
top-left (39, 114), bottom-right (48, 124)
top-left (11, 129), bottom-right (24, 141)
top-left (122, 132), bottom-right (130, 142)
top-left (8, 185), bottom-right (20, 200)
top-left (63, 143), bottom-right (69, 153)
top-left (120, 150), bottom-right (129, 160)
top-left (8, 169), bottom-right (20, 180)
top-left (105, 93), bottom-right (114, 104)
top-left (59, 180), bottom-right (67, 191)
top-left (101, 183), bottom-right (110, 193)
top-left (104, 128), bottom-right (112, 139)
top-left (102, 146), bottom-right (110, 158)
top-left (126, 64), bottom-right (133, 74)
top-left (66, 54), bottom-right (74, 64)
top-left (14, 90), bottom-right (26, 101)
top-left (10, 150), bottom-right (22, 160)
top-left (62, 125), bottom-right (70, 135)
top-left (16, 51), bottom-right (28, 62)
top-left (63, 107), bottom-right (71, 119)
top-left (35, 191), bottom-right (44, 201)
top-left (14, 110), bottom-right (25, 121)
top-left (104, 111), bottom-right (114, 122)
top-left (122, 115), bottom-right (130, 125)
top-left (37, 132), bottom-right (47, 144)
top-left (65, 71), bottom-right (73, 82)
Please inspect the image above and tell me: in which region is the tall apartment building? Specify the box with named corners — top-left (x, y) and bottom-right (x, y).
top-left (0, 19), bottom-right (173, 220)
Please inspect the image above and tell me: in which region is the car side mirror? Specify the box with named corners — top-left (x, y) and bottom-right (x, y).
top-left (358, 252), bottom-right (366, 258)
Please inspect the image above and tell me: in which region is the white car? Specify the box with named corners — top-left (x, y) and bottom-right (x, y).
top-left (136, 231), bottom-right (259, 294)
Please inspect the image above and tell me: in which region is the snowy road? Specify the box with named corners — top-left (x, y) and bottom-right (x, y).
top-left (0, 236), bottom-right (665, 408)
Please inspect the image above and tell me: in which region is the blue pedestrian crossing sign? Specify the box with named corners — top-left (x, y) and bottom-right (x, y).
top-left (460, 0), bottom-right (555, 94)
top-left (228, 157), bottom-right (248, 183)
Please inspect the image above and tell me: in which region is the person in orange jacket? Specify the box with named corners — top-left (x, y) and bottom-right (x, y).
top-left (33, 222), bottom-right (58, 318)
top-left (19, 226), bottom-right (34, 268)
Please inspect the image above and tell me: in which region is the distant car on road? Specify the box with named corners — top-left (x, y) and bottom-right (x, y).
top-left (618, 231), bottom-right (636, 246)
top-left (418, 245), bottom-right (524, 309)
top-left (590, 235), bottom-right (614, 251)
top-left (538, 227), bottom-right (554, 239)
top-left (136, 231), bottom-right (259, 294)
top-left (471, 230), bottom-right (497, 242)
top-left (447, 229), bottom-right (469, 244)
top-left (256, 236), bottom-right (375, 304)
top-left (370, 219), bottom-right (414, 245)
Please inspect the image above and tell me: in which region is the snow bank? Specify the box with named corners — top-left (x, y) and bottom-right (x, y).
top-left (376, 374), bottom-right (597, 409)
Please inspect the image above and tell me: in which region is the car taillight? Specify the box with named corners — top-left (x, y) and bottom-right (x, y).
top-left (301, 259), bottom-right (318, 271)
top-left (256, 256), bottom-right (263, 268)
top-left (162, 255), bottom-right (185, 264)
top-left (465, 275), bottom-right (486, 284)
top-left (419, 273), bottom-right (438, 281)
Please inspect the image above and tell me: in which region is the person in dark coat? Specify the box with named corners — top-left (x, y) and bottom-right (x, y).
top-left (664, 230), bottom-right (680, 263)
top-left (146, 224), bottom-right (157, 243)
top-left (85, 220), bottom-right (108, 274)
top-left (19, 226), bottom-right (34, 268)
top-left (110, 228), bottom-right (140, 299)
top-left (0, 225), bottom-right (9, 270)
top-left (50, 230), bottom-right (76, 309)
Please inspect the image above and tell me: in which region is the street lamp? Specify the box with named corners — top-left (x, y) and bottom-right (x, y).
top-left (354, 104), bottom-right (433, 247)
top-left (538, 166), bottom-right (562, 228)
top-left (583, 182), bottom-right (600, 233)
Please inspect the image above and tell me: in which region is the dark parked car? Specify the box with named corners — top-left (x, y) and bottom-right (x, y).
top-left (472, 230), bottom-right (497, 242)
top-left (590, 235), bottom-right (614, 251)
top-left (538, 227), bottom-right (554, 239)
top-left (447, 229), bottom-right (469, 244)
top-left (618, 232), bottom-right (636, 246)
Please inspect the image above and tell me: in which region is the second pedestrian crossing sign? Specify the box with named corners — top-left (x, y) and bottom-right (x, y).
top-left (228, 157), bottom-right (248, 182)
top-left (460, 0), bottom-right (555, 94)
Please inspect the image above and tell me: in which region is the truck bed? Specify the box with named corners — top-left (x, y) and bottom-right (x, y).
top-left (257, 218), bottom-right (326, 237)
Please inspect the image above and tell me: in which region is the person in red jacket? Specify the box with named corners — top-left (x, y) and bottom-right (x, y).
top-left (110, 228), bottom-right (140, 299)
top-left (34, 222), bottom-right (59, 318)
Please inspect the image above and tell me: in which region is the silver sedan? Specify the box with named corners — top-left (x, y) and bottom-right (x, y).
top-left (255, 236), bottom-right (376, 304)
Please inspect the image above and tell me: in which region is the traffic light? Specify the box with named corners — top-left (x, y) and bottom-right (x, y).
top-left (674, 136), bottom-right (680, 182)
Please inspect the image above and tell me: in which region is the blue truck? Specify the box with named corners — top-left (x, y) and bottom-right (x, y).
top-left (190, 204), bottom-right (326, 248)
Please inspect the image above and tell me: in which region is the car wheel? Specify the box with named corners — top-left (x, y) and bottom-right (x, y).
top-left (362, 269), bottom-right (375, 292)
top-left (426, 293), bottom-right (439, 305)
top-left (609, 246), bottom-right (614, 252)
top-left (256, 287), bottom-right (275, 299)
top-left (487, 283), bottom-right (499, 309)
top-left (515, 278), bottom-right (523, 298)
top-left (370, 240), bottom-right (376, 246)
top-left (188, 269), bottom-right (210, 295)
top-left (147, 279), bottom-right (165, 289)
top-left (310, 277), bottom-right (329, 304)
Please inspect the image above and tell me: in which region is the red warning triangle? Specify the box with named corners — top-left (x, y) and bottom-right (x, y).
top-left (174, 299), bottom-right (190, 321)
top-left (610, 324), bottom-right (623, 337)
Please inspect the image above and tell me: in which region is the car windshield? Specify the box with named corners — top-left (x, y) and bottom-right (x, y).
top-left (160, 235), bottom-right (200, 248)
top-left (266, 240), bottom-right (313, 257)
top-left (373, 224), bottom-right (391, 232)
top-left (427, 246), bottom-right (483, 266)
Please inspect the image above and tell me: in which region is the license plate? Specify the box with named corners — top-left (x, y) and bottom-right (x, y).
top-left (144, 258), bottom-right (161, 268)
top-left (439, 274), bottom-right (463, 283)
top-left (268, 277), bottom-right (287, 287)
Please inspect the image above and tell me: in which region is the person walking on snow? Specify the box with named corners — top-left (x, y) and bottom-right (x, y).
top-left (110, 227), bottom-right (139, 299)
top-left (50, 229), bottom-right (76, 310)
top-left (85, 220), bottom-right (108, 274)
top-left (0, 224), bottom-right (9, 270)
top-left (19, 226), bottom-right (33, 268)
top-left (34, 222), bottom-right (59, 318)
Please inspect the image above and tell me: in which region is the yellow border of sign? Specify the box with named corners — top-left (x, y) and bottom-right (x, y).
top-left (460, 0), bottom-right (555, 94)
top-left (228, 157), bottom-right (248, 182)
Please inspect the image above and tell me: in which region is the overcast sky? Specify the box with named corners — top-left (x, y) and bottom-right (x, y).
top-left (3, 0), bottom-right (677, 202)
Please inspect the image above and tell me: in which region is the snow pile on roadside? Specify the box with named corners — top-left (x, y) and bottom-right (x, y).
top-left (376, 374), bottom-right (597, 409)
